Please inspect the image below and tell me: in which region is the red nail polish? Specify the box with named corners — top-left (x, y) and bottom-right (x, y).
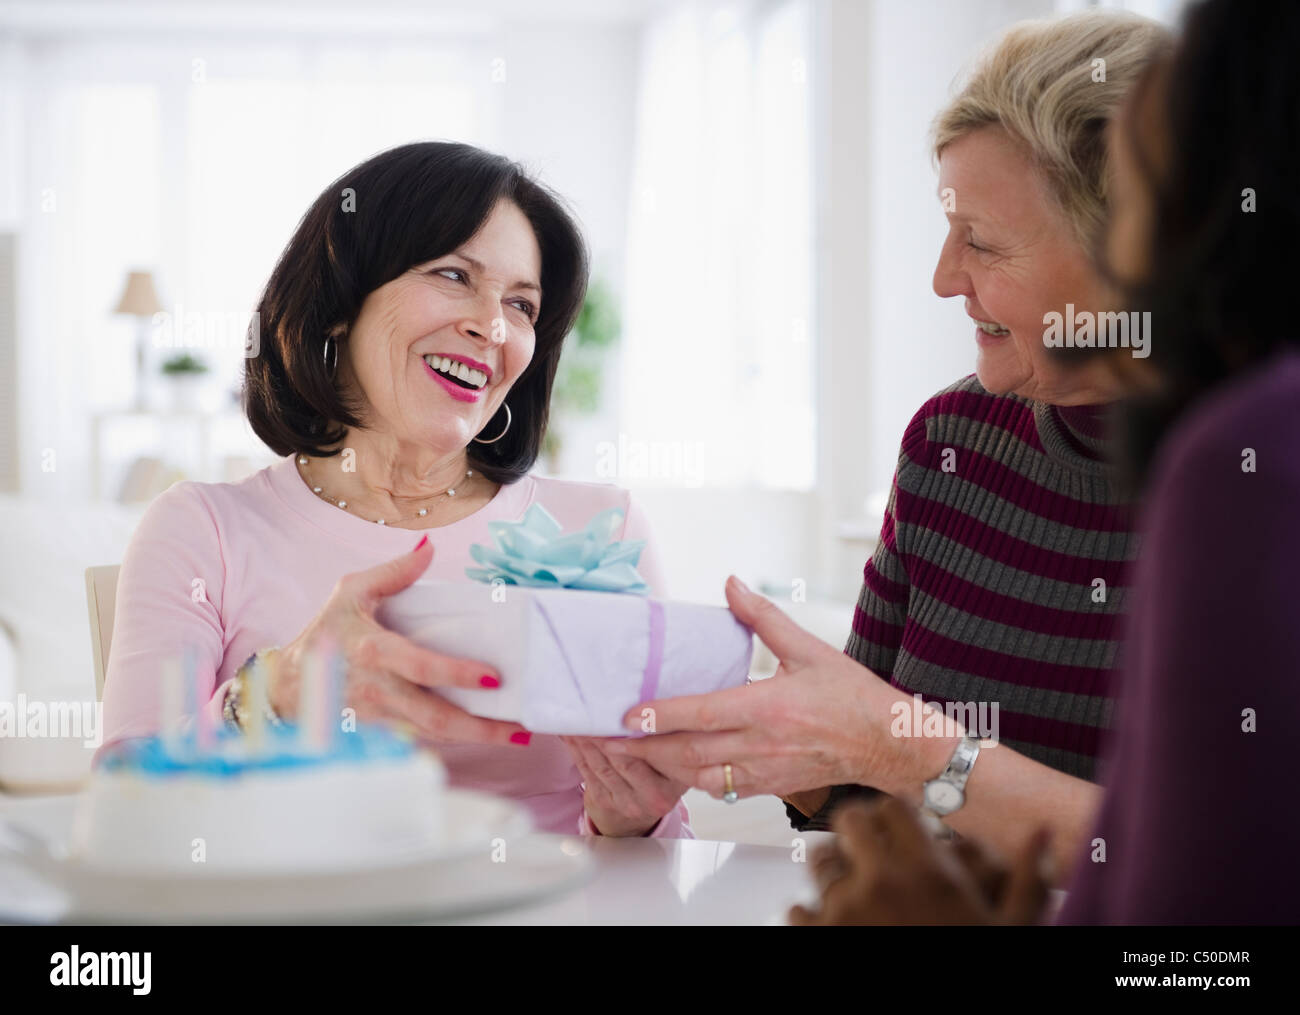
top-left (414, 535), bottom-right (429, 551)
top-left (480, 674), bottom-right (501, 688)
top-left (510, 731), bottom-right (532, 746)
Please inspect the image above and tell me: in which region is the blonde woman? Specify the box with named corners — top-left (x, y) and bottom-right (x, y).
top-left (612, 11), bottom-right (1172, 881)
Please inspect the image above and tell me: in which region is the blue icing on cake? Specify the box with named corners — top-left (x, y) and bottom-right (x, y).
top-left (99, 723), bottom-right (415, 779)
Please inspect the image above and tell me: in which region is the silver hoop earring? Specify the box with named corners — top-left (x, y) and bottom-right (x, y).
top-left (323, 335), bottom-right (339, 376)
top-left (473, 403), bottom-right (512, 445)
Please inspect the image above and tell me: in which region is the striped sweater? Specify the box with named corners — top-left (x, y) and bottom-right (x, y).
top-left (788, 374), bottom-right (1138, 831)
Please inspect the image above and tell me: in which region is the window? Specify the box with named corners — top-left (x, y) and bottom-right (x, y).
top-left (184, 56), bottom-right (485, 385)
top-left (620, 0), bottom-right (815, 490)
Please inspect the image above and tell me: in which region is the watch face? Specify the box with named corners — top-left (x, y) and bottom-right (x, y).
top-left (924, 781), bottom-right (963, 814)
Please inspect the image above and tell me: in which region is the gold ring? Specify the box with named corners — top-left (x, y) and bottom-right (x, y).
top-left (722, 763), bottom-right (738, 804)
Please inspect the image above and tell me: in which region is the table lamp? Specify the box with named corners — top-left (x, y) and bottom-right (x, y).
top-left (113, 270), bottom-right (164, 410)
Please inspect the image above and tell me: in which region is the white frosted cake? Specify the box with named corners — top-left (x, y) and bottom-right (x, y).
top-left (69, 725), bottom-right (445, 875)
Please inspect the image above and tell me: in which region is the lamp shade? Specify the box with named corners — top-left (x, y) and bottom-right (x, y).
top-left (113, 270), bottom-right (164, 317)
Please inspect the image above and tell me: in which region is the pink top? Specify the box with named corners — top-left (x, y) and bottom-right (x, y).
top-left (99, 454), bottom-right (693, 839)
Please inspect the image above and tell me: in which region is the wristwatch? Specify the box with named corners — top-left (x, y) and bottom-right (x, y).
top-left (921, 735), bottom-right (982, 819)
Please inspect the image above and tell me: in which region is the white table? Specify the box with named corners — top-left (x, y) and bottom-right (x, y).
top-left (0, 790), bottom-right (832, 925)
top-left (453, 834), bottom-right (831, 925)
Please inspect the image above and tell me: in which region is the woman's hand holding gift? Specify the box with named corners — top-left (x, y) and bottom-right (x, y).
top-left (562, 736), bottom-right (690, 837)
top-left (269, 537), bottom-right (532, 747)
top-left (604, 577), bottom-right (955, 803)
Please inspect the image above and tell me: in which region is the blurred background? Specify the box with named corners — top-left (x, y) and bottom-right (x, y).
top-left (0, 0), bottom-right (1181, 808)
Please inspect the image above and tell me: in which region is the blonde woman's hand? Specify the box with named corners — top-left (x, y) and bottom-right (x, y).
top-left (605, 577), bottom-right (926, 801)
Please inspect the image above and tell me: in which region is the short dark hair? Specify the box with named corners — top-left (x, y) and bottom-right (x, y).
top-left (243, 141), bottom-right (589, 484)
top-left (1101, 0), bottom-right (1300, 490)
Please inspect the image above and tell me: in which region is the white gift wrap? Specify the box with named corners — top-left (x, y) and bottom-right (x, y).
top-left (379, 580), bottom-right (754, 736)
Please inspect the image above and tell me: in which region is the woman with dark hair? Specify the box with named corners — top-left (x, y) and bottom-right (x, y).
top-left (100, 142), bottom-right (693, 838)
top-left (785, 0), bottom-right (1300, 924)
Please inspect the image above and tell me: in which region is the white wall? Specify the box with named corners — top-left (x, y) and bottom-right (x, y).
top-left (813, 0), bottom-right (1054, 600)
top-left (861, 0), bottom-right (1054, 496)
top-left (491, 25), bottom-right (639, 300)
top-left (490, 22), bottom-right (640, 488)
top-left (631, 485), bottom-right (819, 605)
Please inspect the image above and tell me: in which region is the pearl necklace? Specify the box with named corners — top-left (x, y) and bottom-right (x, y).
top-left (297, 455), bottom-right (472, 526)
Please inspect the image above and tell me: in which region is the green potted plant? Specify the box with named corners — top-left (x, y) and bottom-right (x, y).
top-left (544, 278), bottom-right (620, 471)
top-left (159, 352), bottom-right (209, 413)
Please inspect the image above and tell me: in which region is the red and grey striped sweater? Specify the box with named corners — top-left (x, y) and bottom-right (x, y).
top-left (789, 374), bottom-right (1137, 830)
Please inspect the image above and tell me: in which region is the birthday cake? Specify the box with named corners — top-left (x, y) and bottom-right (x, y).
top-left (69, 724), bottom-right (446, 874)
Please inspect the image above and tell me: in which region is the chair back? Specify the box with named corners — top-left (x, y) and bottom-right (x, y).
top-left (84, 565), bottom-right (121, 701)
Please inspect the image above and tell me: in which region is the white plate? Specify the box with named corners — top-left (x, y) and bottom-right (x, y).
top-left (0, 790), bottom-right (593, 924)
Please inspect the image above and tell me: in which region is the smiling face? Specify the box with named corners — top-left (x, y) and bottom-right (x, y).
top-left (933, 126), bottom-right (1117, 404)
top-left (339, 199), bottom-right (543, 454)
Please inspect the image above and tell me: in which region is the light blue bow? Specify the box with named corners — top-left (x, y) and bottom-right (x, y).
top-left (465, 504), bottom-right (649, 594)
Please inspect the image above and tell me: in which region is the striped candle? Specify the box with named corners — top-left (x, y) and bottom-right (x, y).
top-left (296, 649), bottom-right (321, 752)
top-left (188, 646), bottom-right (215, 752)
top-left (297, 641), bottom-right (342, 753)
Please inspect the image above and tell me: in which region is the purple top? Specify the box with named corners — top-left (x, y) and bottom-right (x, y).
top-left (1059, 350), bottom-right (1300, 924)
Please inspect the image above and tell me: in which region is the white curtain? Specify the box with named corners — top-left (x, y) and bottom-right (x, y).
top-left (620, 0), bottom-right (815, 490)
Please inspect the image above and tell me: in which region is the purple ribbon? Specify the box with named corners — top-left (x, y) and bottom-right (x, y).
top-left (638, 600), bottom-right (666, 703)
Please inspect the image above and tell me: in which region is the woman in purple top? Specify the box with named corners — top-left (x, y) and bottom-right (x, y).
top-left (783, 0), bottom-right (1300, 925)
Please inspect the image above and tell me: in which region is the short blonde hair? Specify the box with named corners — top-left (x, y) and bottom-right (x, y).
top-left (933, 10), bottom-right (1172, 246)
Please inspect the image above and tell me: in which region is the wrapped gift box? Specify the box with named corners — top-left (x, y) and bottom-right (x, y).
top-left (379, 581), bottom-right (753, 735)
